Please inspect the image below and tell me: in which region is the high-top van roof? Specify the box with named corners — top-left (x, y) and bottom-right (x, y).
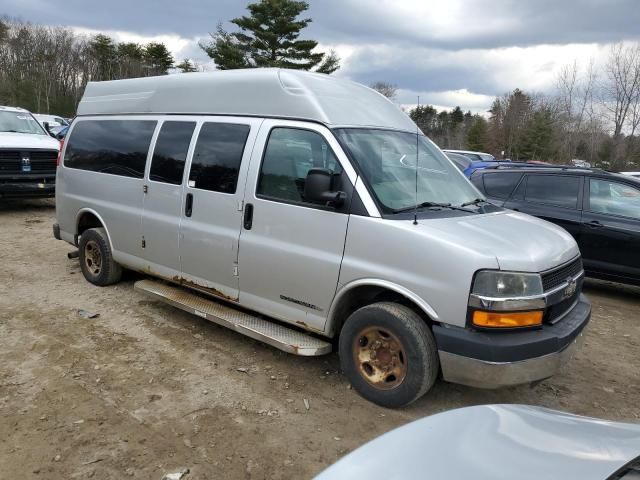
top-left (77, 68), bottom-right (417, 132)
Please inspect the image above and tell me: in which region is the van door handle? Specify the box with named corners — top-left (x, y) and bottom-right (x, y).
top-left (185, 193), bottom-right (193, 217)
top-left (244, 203), bottom-right (254, 230)
top-left (585, 220), bottom-right (603, 229)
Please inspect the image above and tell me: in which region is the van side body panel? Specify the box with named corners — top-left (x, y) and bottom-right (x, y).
top-left (236, 119), bottom-right (353, 333)
top-left (335, 215), bottom-right (500, 330)
top-left (56, 115), bottom-right (158, 266)
top-left (178, 117), bottom-right (263, 301)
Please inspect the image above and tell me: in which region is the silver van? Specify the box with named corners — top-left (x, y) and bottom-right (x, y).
top-left (54, 69), bottom-right (590, 407)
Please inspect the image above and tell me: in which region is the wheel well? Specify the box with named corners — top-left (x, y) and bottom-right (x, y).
top-left (330, 285), bottom-right (432, 336)
top-left (76, 212), bottom-right (103, 238)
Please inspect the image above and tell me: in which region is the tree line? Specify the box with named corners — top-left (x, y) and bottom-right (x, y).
top-left (0, 1), bottom-right (338, 117)
top-left (407, 44), bottom-right (640, 171)
top-left (0, 18), bottom-right (185, 116)
top-left (2, 0), bottom-right (639, 171)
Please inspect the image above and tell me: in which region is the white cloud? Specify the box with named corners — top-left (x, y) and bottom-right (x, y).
top-left (399, 89), bottom-right (497, 115)
top-left (65, 22), bottom-right (625, 114)
top-left (333, 41), bottom-right (611, 112)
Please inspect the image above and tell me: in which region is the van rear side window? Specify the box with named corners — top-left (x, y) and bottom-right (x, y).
top-left (189, 123), bottom-right (250, 194)
top-left (150, 121), bottom-right (196, 185)
top-left (64, 120), bottom-right (156, 178)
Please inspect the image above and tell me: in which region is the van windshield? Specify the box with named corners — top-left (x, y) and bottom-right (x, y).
top-left (335, 128), bottom-right (482, 213)
top-left (0, 111), bottom-right (46, 135)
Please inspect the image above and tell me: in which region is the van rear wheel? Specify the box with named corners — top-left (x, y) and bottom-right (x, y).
top-left (78, 227), bottom-right (122, 286)
top-left (339, 302), bottom-right (439, 408)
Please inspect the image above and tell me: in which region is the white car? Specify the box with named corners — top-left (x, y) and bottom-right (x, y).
top-left (442, 149), bottom-right (496, 161)
top-left (0, 105), bottom-right (60, 198)
top-left (33, 113), bottom-right (70, 135)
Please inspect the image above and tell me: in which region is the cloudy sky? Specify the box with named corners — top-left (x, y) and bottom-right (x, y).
top-left (3, 0), bottom-right (640, 113)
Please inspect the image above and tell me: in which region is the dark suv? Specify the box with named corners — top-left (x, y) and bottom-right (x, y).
top-left (471, 166), bottom-right (640, 286)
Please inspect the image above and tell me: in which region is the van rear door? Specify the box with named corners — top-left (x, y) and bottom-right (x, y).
top-left (178, 118), bottom-right (262, 301)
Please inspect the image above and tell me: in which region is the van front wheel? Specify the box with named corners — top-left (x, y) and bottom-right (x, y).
top-left (339, 302), bottom-right (439, 408)
top-left (78, 227), bottom-right (122, 286)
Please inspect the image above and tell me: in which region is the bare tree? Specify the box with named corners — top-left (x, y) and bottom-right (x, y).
top-left (370, 81), bottom-right (398, 100)
top-left (556, 59), bottom-right (596, 161)
top-left (601, 43), bottom-right (640, 137)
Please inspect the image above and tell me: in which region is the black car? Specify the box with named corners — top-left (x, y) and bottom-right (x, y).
top-left (471, 166), bottom-right (640, 286)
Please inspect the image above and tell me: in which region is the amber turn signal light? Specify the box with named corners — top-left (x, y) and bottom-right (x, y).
top-left (472, 310), bottom-right (543, 328)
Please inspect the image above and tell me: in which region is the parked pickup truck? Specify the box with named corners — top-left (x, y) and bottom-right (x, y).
top-left (54, 69), bottom-right (591, 407)
top-left (0, 105), bottom-right (60, 198)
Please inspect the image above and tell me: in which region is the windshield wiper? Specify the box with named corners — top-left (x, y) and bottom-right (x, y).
top-left (392, 201), bottom-right (476, 214)
top-left (460, 197), bottom-right (488, 207)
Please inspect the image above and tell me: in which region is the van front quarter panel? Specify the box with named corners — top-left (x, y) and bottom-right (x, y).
top-left (336, 215), bottom-right (500, 330)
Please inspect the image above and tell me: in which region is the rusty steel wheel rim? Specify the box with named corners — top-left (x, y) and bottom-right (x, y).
top-left (352, 326), bottom-right (407, 390)
top-left (84, 240), bottom-right (102, 276)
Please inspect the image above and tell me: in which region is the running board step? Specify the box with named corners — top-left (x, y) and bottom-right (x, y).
top-left (134, 279), bottom-right (332, 356)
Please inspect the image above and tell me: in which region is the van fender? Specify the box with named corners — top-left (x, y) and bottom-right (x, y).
top-left (74, 208), bottom-right (114, 252)
top-left (326, 278), bottom-right (440, 334)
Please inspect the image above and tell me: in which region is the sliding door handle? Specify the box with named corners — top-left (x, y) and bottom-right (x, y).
top-left (185, 193), bottom-right (193, 217)
top-left (244, 203), bottom-right (254, 230)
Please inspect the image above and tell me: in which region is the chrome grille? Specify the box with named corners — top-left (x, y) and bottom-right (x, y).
top-left (541, 257), bottom-right (583, 292)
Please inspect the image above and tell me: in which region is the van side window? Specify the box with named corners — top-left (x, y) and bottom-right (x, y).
top-left (525, 174), bottom-right (580, 209)
top-left (257, 128), bottom-right (342, 203)
top-left (150, 121), bottom-right (196, 185)
top-left (64, 120), bottom-right (156, 178)
top-left (189, 123), bottom-right (250, 193)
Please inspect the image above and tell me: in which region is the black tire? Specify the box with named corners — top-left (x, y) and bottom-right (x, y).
top-left (339, 302), bottom-right (439, 408)
top-left (78, 227), bottom-right (122, 286)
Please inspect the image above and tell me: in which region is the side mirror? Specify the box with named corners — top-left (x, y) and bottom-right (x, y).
top-left (304, 168), bottom-right (346, 207)
top-left (43, 121), bottom-right (55, 137)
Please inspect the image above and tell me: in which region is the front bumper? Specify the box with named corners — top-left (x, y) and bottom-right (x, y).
top-left (433, 294), bottom-right (591, 389)
top-left (0, 177), bottom-right (55, 197)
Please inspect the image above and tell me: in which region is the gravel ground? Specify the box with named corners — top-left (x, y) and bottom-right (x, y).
top-left (1, 199), bottom-right (639, 479)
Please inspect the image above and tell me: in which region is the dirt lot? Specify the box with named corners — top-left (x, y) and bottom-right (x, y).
top-left (1, 199), bottom-right (639, 479)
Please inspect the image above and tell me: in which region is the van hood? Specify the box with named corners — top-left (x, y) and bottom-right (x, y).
top-left (424, 210), bottom-right (579, 272)
top-left (0, 131), bottom-right (60, 150)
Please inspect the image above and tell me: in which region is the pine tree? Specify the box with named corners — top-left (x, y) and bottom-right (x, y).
top-left (200, 0), bottom-right (340, 73)
top-left (144, 42), bottom-right (174, 75)
top-left (176, 58), bottom-right (198, 73)
top-left (117, 42), bottom-right (145, 78)
top-left (410, 105), bottom-right (438, 136)
top-left (467, 116), bottom-right (489, 151)
top-left (520, 109), bottom-right (555, 160)
top-left (90, 34), bottom-right (117, 81)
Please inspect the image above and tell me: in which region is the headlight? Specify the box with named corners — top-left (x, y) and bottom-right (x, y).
top-left (472, 271), bottom-right (543, 298)
top-left (470, 270), bottom-right (544, 328)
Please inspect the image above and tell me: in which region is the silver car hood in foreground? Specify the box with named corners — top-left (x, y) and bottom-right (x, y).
top-left (424, 210), bottom-right (580, 272)
top-left (315, 405), bottom-right (640, 480)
